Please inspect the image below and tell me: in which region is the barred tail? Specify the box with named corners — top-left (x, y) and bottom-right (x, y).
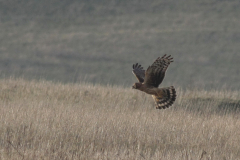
top-left (152, 86), bottom-right (176, 109)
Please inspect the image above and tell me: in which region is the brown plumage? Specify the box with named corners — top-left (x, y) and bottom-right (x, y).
top-left (132, 55), bottom-right (176, 109)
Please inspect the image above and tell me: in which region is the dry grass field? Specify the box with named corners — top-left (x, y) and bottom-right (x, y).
top-left (0, 78), bottom-right (239, 159)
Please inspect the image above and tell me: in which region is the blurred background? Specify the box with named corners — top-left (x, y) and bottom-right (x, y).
top-left (0, 0), bottom-right (240, 90)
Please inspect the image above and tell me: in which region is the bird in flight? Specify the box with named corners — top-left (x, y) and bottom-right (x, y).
top-left (132, 55), bottom-right (176, 109)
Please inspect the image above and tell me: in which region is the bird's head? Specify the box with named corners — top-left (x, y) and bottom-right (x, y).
top-left (132, 83), bottom-right (142, 89)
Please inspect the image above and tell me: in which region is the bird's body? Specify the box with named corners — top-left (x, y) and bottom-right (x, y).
top-left (132, 83), bottom-right (163, 97)
top-left (132, 55), bottom-right (176, 109)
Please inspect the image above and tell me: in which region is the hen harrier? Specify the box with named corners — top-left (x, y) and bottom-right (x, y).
top-left (132, 55), bottom-right (176, 109)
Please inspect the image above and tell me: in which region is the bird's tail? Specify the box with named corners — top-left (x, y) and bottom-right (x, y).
top-left (152, 86), bottom-right (176, 109)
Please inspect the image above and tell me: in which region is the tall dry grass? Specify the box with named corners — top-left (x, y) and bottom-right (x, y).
top-left (0, 78), bottom-right (239, 159)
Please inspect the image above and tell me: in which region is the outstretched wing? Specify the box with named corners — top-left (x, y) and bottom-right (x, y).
top-left (144, 54), bottom-right (173, 87)
top-left (132, 63), bottom-right (145, 83)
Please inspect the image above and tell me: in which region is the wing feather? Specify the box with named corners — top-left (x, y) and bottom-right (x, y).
top-left (132, 63), bottom-right (145, 83)
top-left (144, 54), bottom-right (173, 87)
